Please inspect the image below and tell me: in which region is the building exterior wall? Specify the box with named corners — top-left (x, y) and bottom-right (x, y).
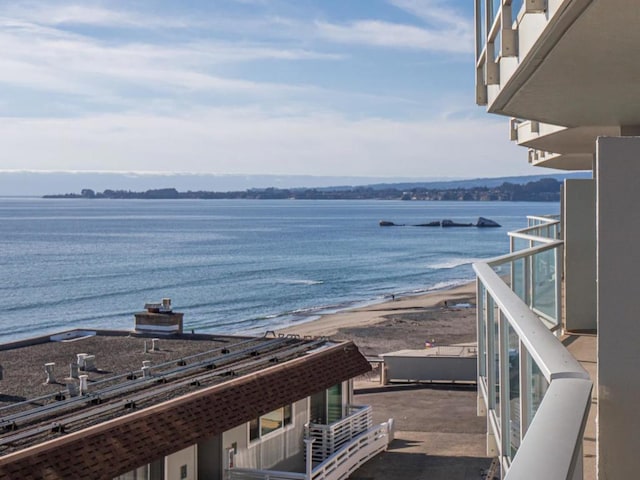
top-left (165, 446), bottom-right (197, 480)
top-left (383, 355), bottom-right (476, 382)
top-left (0, 343), bottom-right (370, 480)
top-left (225, 398), bottom-right (308, 472)
top-left (596, 136), bottom-right (640, 479)
top-left (563, 178), bottom-right (597, 331)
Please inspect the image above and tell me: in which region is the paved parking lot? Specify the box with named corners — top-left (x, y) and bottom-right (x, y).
top-left (351, 381), bottom-right (492, 480)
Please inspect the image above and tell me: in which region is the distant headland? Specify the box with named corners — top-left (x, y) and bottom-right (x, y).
top-left (43, 177), bottom-right (563, 202)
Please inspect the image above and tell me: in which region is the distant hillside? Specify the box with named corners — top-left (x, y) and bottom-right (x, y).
top-left (0, 171), bottom-right (591, 197)
top-left (0, 171), bottom-right (442, 197)
top-left (45, 177), bottom-right (570, 202)
top-left (359, 172), bottom-right (591, 191)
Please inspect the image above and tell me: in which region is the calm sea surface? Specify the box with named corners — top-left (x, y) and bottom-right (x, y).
top-left (0, 199), bottom-right (558, 341)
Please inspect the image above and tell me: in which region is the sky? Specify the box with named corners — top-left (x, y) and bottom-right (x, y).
top-left (0, 0), bottom-right (540, 180)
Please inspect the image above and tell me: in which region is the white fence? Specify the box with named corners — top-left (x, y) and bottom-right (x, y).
top-left (309, 421), bottom-right (392, 480)
top-left (305, 405), bottom-right (372, 463)
top-left (227, 417), bottom-right (393, 480)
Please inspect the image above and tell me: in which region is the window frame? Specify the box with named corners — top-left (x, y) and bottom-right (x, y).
top-left (248, 403), bottom-right (294, 444)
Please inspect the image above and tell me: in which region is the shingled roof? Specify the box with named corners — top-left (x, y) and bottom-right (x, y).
top-left (0, 334), bottom-right (370, 480)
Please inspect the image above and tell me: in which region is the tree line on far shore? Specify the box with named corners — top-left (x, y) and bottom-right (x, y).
top-left (43, 178), bottom-right (562, 202)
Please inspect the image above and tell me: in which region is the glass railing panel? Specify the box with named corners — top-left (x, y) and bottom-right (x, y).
top-left (478, 283), bottom-right (487, 378)
top-left (528, 351), bottom-right (549, 425)
top-left (487, 296), bottom-right (500, 423)
top-left (512, 0), bottom-right (524, 25)
top-left (491, 0), bottom-right (500, 26)
top-left (531, 248), bottom-right (558, 322)
top-left (512, 237), bottom-right (529, 253)
top-left (480, 0), bottom-right (487, 50)
top-left (508, 323), bottom-right (521, 458)
top-left (511, 257), bottom-right (525, 302)
top-left (492, 298), bottom-right (500, 420)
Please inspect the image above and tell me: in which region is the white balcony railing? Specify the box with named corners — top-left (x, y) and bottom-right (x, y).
top-left (309, 421), bottom-right (392, 480)
top-left (305, 405), bottom-right (372, 463)
top-left (227, 417), bottom-right (393, 480)
top-left (474, 214), bottom-right (592, 479)
top-left (506, 216), bottom-right (562, 327)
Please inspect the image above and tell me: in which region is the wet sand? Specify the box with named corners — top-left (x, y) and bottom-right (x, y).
top-left (278, 282), bottom-right (477, 356)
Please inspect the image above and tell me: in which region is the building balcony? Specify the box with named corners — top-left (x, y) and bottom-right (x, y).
top-left (475, 0), bottom-right (640, 128)
top-left (228, 405), bottom-right (393, 480)
top-left (474, 215), bottom-right (594, 479)
top-left (509, 119), bottom-right (632, 170)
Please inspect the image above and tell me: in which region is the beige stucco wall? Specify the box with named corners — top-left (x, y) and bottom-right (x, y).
top-left (596, 136), bottom-right (640, 479)
top-left (165, 445), bottom-right (197, 480)
top-left (223, 398), bottom-right (308, 471)
top-left (563, 178), bottom-right (596, 331)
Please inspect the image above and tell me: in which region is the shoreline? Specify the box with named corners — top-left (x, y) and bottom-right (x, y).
top-left (277, 280), bottom-right (477, 356)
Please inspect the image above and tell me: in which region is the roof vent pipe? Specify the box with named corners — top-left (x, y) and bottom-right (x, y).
top-left (45, 363), bottom-right (56, 384)
top-left (77, 353), bottom-right (88, 371)
top-left (70, 362), bottom-right (79, 379)
top-left (79, 375), bottom-right (89, 395)
top-left (162, 298), bottom-right (171, 311)
top-left (83, 355), bottom-right (96, 372)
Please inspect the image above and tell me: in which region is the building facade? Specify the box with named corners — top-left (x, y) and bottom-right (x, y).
top-left (0, 327), bottom-right (389, 480)
top-left (474, 1), bottom-right (640, 478)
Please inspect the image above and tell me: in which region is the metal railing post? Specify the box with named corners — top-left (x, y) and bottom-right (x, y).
top-left (556, 243), bottom-right (564, 332)
top-left (304, 438), bottom-right (315, 480)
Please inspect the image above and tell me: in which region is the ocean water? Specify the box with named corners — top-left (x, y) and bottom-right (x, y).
top-left (0, 199), bottom-right (558, 341)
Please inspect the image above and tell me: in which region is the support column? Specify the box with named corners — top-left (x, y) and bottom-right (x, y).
top-left (596, 136), bottom-right (640, 479)
top-left (563, 178), bottom-right (596, 331)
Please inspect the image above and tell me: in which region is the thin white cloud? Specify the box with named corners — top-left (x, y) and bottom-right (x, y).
top-left (389, 0), bottom-right (470, 32)
top-left (2, 3), bottom-right (194, 29)
top-left (0, 10), bottom-right (342, 102)
top-left (316, 0), bottom-right (473, 54)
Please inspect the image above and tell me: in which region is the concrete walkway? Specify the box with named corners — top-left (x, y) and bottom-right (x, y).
top-left (351, 381), bottom-right (492, 480)
top-left (563, 333), bottom-right (597, 480)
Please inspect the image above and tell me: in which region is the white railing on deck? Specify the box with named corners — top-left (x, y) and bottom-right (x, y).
top-left (309, 420), bottom-right (392, 480)
top-left (228, 419), bottom-right (393, 480)
top-left (474, 214), bottom-right (592, 479)
top-left (228, 469), bottom-right (305, 480)
top-left (305, 405), bottom-right (372, 463)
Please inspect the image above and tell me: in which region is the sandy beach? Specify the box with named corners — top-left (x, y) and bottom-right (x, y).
top-left (278, 281), bottom-right (477, 356)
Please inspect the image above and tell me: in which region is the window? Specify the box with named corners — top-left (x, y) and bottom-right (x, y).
top-left (249, 404), bottom-right (293, 442)
top-left (310, 383), bottom-right (344, 425)
top-left (327, 383), bottom-right (343, 423)
top-left (283, 403), bottom-right (292, 426)
top-left (249, 418), bottom-right (259, 441)
top-left (310, 390), bottom-right (326, 424)
top-left (260, 408), bottom-right (283, 436)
